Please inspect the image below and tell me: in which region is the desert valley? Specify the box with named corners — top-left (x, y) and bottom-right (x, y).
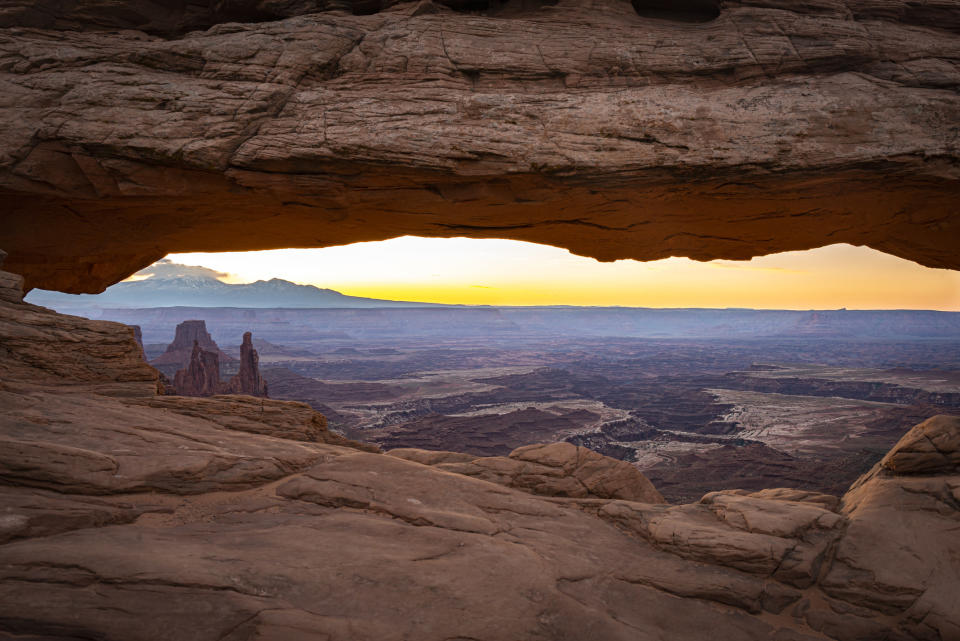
top-left (3, 258), bottom-right (959, 641)
top-left (35, 275), bottom-right (960, 504)
top-left (2, 0), bottom-right (959, 638)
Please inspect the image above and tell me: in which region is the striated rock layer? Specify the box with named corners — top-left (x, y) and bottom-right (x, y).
top-left (0, 254), bottom-right (159, 394)
top-left (1, 265), bottom-right (959, 640)
top-left (390, 441), bottom-right (667, 502)
top-left (1, 0), bottom-right (959, 292)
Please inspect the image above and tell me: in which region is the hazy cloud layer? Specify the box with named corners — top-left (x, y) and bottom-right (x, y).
top-left (132, 259), bottom-right (228, 281)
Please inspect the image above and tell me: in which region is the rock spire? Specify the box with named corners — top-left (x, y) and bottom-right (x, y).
top-left (151, 319), bottom-right (234, 373)
top-left (224, 332), bottom-right (269, 398)
top-left (172, 340), bottom-right (221, 397)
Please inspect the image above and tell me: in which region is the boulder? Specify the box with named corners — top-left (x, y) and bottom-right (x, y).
top-left (878, 414), bottom-right (960, 475)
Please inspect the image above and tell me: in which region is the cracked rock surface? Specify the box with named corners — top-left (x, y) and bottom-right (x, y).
top-left (1, 0), bottom-right (959, 292)
top-left (0, 268), bottom-right (959, 640)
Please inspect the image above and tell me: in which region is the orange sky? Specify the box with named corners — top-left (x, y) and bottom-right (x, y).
top-left (164, 238), bottom-right (960, 310)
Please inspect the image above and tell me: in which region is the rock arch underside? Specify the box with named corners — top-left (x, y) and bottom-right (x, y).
top-left (1, 0), bottom-right (959, 292)
top-left (1, 1), bottom-right (960, 641)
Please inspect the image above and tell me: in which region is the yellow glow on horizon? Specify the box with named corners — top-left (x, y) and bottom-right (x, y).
top-left (165, 238), bottom-right (960, 311)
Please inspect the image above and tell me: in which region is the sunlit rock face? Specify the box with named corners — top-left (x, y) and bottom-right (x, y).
top-left (1, 0), bottom-right (959, 292)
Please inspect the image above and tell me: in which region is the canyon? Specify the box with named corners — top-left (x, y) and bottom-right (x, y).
top-left (1, 0), bottom-right (959, 637)
top-left (31, 289), bottom-right (959, 502)
top-left (2, 253), bottom-right (960, 640)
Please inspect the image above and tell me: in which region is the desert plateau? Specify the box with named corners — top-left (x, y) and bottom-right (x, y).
top-left (1, 0), bottom-right (959, 638)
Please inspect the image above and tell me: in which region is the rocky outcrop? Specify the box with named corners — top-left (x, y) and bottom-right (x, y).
top-left (817, 415), bottom-right (960, 638)
top-left (0, 250), bottom-right (24, 305)
top-left (223, 331), bottom-right (268, 397)
top-left (877, 414), bottom-right (960, 474)
top-left (0, 265), bottom-right (158, 393)
top-left (172, 340), bottom-right (222, 397)
top-left (0, 270), bottom-right (959, 640)
top-left (169, 329), bottom-right (271, 398)
top-left (1, 0), bottom-right (959, 293)
top-left (391, 442), bottom-right (667, 503)
top-left (0, 264), bottom-right (374, 495)
top-left (129, 394), bottom-right (378, 449)
top-left (151, 319), bottom-right (234, 373)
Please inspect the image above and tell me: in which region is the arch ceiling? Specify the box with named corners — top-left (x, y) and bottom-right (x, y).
top-left (0, 0), bottom-right (958, 292)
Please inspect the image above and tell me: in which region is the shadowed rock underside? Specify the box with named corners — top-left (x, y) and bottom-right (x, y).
top-left (0, 0), bottom-right (958, 292)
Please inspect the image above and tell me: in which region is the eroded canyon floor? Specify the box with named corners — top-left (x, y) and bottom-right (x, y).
top-left (83, 303), bottom-right (960, 503)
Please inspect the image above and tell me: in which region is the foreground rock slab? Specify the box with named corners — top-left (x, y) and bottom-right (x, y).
top-left (391, 441), bottom-right (666, 502)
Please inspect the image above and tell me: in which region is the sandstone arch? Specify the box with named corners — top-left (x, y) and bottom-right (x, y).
top-left (0, 0), bottom-right (957, 293)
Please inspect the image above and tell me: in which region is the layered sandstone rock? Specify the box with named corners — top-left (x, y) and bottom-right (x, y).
top-left (0, 267), bottom-right (958, 640)
top-left (1, 0), bottom-right (959, 292)
top-left (391, 441), bottom-right (666, 502)
top-left (818, 415), bottom-right (960, 637)
top-left (0, 265), bottom-right (158, 393)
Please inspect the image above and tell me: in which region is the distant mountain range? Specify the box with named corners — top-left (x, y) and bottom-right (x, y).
top-left (26, 276), bottom-right (443, 311)
top-left (25, 274), bottom-right (960, 343)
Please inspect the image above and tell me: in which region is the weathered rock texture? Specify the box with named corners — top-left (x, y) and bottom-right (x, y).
top-left (1, 0), bottom-right (958, 292)
top-left (0, 267), bottom-right (159, 393)
top-left (223, 331), bottom-right (269, 397)
top-left (390, 441), bottom-right (666, 502)
top-left (1, 267), bottom-right (958, 641)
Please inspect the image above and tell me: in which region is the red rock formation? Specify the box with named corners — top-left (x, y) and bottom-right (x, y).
top-left (0, 250), bottom-right (24, 304)
top-left (169, 330), bottom-right (270, 397)
top-left (130, 325), bottom-right (143, 349)
top-left (0, 259), bottom-right (159, 391)
top-left (172, 340), bottom-right (221, 397)
top-left (151, 319), bottom-right (234, 374)
top-left (224, 331), bottom-right (268, 397)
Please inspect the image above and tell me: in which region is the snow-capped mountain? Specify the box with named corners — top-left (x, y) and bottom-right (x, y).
top-left (26, 276), bottom-right (441, 311)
